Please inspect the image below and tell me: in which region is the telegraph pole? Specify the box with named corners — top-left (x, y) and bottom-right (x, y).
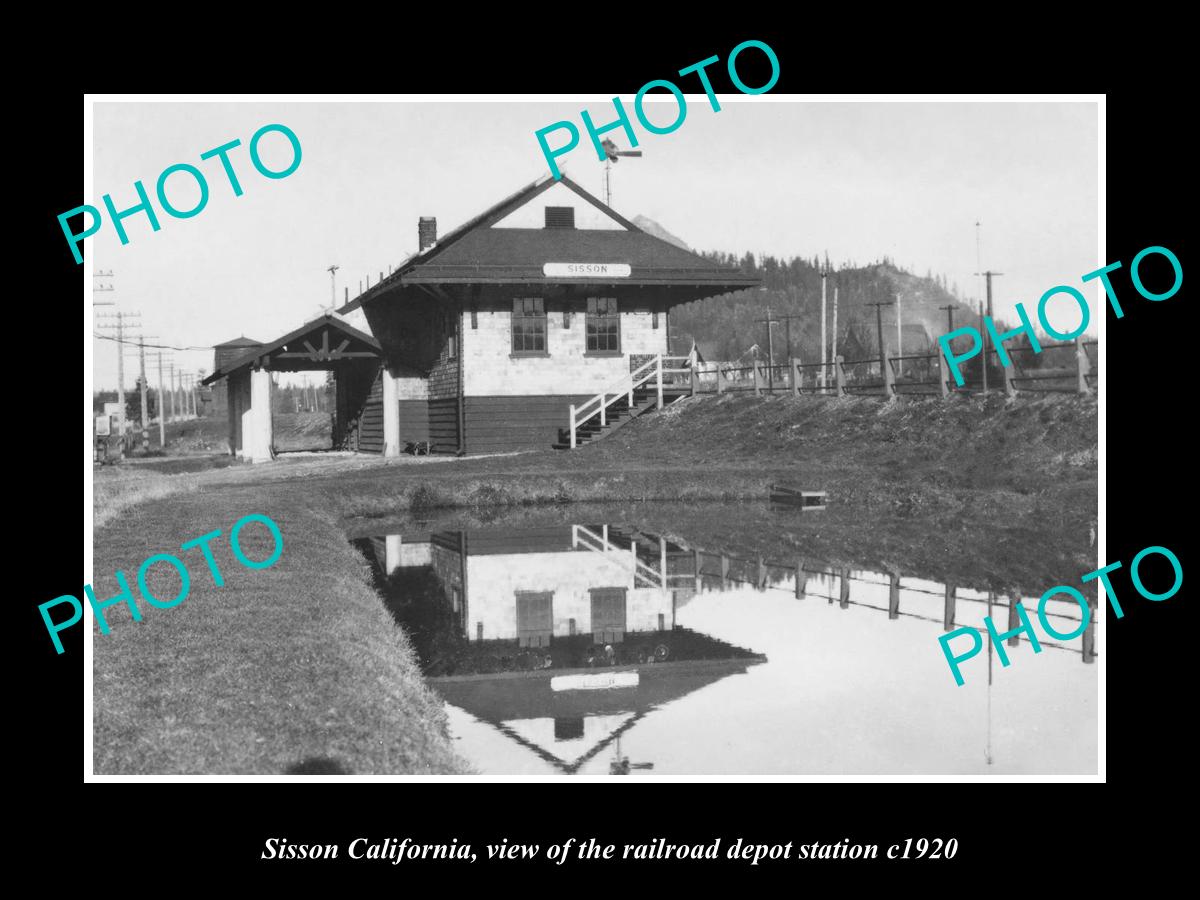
top-left (753, 307), bottom-right (781, 391)
top-left (831, 285), bottom-right (839, 367)
top-left (138, 336), bottom-right (149, 450)
top-left (96, 309), bottom-right (141, 452)
top-left (868, 300), bottom-right (894, 376)
top-left (974, 270), bottom-right (1003, 394)
top-left (167, 362), bottom-right (178, 422)
top-left (819, 269), bottom-right (828, 388)
top-left (939, 303), bottom-right (959, 334)
top-left (157, 351), bottom-right (168, 446)
top-left (895, 291), bottom-right (903, 377)
top-left (768, 313), bottom-right (806, 364)
top-left (132, 334), bottom-right (160, 451)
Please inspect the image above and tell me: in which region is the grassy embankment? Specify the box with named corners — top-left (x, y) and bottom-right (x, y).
top-left (92, 481), bottom-right (466, 775)
top-left (92, 392), bottom-right (1096, 774)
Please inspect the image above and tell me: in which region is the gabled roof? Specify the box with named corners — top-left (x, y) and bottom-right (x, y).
top-left (201, 312), bottom-right (381, 384)
top-left (213, 335), bottom-right (264, 348)
top-left (432, 659), bottom-right (760, 773)
top-left (338, 174), bottom-right (757, 312)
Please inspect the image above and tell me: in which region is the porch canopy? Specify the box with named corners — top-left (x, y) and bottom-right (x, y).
top-left (202, 312), bottom-right (382, 463)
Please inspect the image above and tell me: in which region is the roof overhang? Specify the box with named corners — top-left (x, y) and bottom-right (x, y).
top-left (202, 313), bottom-right (381, 385)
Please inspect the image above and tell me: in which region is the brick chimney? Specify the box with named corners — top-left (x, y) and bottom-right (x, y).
top-left (418, 217), bottom-right (437, 251)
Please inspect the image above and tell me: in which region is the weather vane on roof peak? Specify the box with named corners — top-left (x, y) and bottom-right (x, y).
top-left (600, 139), bottom-right (643, 207)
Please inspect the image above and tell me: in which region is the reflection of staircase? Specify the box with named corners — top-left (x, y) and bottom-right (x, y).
top-left (572, 525), bottom-right (664, 588)
top-left (571, 524), bottom-right (695, 590)
top-left (554, 355), bottom-right (692, 449)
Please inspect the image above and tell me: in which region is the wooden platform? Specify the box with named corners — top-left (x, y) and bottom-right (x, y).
top-left (768, 484), bottom-right (826, 510)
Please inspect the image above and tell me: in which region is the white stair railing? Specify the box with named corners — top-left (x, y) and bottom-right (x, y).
top-left (567, 355), bottom-right (691, 448)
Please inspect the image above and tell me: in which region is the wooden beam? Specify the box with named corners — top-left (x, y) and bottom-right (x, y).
top-left (276, 350), bottom-right (379, 360)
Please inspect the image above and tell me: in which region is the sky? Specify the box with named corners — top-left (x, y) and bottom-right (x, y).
top-left (89, 99), bottom-right (1099, 391)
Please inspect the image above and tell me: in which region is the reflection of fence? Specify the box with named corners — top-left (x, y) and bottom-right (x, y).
top-left (676, 544), bottom-right (1096, 664)
top-left (685, 337), bottom-right (1097, 400)
top-left (571, 523), bottom-right (1096, 663)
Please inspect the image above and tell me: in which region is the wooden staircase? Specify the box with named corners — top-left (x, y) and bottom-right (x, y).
top-left (554, 355), bottom-right (692, 449)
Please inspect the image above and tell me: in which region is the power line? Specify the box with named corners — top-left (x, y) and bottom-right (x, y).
top-left (93, 332), bottom-right (212, 352)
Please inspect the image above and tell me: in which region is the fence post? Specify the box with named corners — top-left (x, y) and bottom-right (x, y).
top-left (690, 365), bottom-right (698, 397)
top-left (882, 352), bottom-right (895, 398)
top-left (569, 405), bottom-right (576, 449)
top-left (835, 355), bottom-right (846, 397)
top-left (936, 352), bottom-right (949, 398)
top-left (656, 355), bottom-right (664, 409)
top-left (1076, 336), bottom-right (1091, 395)
top-left (1003, 359), bottom-right (1017, 398)
top-left (716, 366), bottom-right (724, 394)
top-left (791, 358), bottom-right (800, 397)
top-left (753, 361), bottom-right (762, 396)
top-left (600, 395), bottom-right (606, 427)
top-left (794, 559), bottom-right (807, 599)
top-left (1082, 595), bottom-right (1097, 663)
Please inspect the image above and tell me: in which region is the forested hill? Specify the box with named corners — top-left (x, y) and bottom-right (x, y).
top-left (669, 252), bottom-right (971, 363)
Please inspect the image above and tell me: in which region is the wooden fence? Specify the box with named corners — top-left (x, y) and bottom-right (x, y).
top-left (685, 337), bottom-right (1098, 400)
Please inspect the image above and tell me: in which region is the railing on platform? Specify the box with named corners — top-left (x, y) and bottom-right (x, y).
top-left (567, 355), bottom-right (692, 449)
top-left (684, 335), bottom-right (1098, 403)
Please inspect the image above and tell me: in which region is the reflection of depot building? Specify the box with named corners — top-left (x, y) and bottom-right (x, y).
top-left (372, 524), bottom-right (718, 645)
top-left (354, 524), bottom-right (765, 773)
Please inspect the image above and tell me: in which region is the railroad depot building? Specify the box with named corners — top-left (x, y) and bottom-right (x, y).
top-left (205, 174), bottom-right (757, 459)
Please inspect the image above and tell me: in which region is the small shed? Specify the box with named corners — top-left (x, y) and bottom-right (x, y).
top-left (202, 313), bottom-right (382, 462)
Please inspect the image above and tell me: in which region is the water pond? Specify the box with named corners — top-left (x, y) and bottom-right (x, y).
top-left (350, 504), bottom-right (1097, 776)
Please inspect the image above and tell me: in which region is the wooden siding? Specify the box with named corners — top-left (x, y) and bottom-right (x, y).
top-left (357, 372), bottom-right (385, 454)
top-left (398, 399), bottom-right (430, 445)
top-left (429, 398), bottom-right (460, 453)
top-left (463, 394), bottom-right (591, 454)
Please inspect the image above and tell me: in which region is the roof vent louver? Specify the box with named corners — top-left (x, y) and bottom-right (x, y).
top-left (545, 206), bottom-right (575, 229)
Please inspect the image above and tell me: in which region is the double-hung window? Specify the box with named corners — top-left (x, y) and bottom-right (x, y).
top-left (586, 297), bottom-right (620, 353)
top-left (511, 298), bottom-right (547, 354)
